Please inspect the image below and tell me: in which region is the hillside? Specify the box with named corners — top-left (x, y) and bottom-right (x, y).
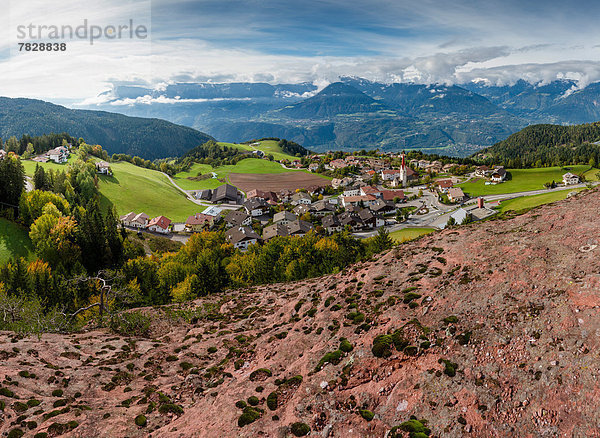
top-left (476, 122), bottom-right (600, 166)
top-left (0, 189), bottom-right (599, 437)
top-left (0, 97), bottom-right (214, 159)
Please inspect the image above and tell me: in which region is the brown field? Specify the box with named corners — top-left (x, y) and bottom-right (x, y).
top-left (229, 172), bottom-right (331, 192)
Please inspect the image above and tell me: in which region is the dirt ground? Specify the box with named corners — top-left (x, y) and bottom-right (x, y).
top-left (229, 172), bottom-right (331, 192)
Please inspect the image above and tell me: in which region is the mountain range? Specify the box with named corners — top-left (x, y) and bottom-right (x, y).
top-left (0, 97), bottom-right (213, 159)
top-left (76, 77), bottom-right (600, 157)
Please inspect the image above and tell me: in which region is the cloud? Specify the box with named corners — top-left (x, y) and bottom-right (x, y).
top-left (1, 0), bottom-right (600, 102)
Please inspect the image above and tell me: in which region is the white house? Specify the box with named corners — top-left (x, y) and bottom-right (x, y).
top-left (226, 227), bottom-right (260, 251)
top-left (563, 172), bottom-right (580, 185)
top-left (291, 192), bottom-right (312, 205)
top-left (96, 161), bottom-right (112, 175)
top-left (48, 146), bottom-right (69, 164)
top-left (147, 216), bottom-right (171, 234)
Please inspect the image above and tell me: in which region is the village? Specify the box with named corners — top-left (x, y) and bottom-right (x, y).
top-left (115, 150), bottom-right (588, 250)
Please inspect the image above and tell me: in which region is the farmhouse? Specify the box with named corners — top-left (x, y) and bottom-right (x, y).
top-left (244, 198), bottom-right (270, 217)
top-left (247, 189), bottom-right (278, 203)
top-left (48, 146), bottom-right (69, 164)
top-left (287, 220), bottom-right (314, 237)
top-left (291, 192), bottom-right (312, 205)
top-left (341, 195), bottom-right (377, 208)
top-left (380, 190), bottom-right (406, 202)
top-left (312, 200), bottom-right (335, 217)
top-left (435, 179), bottom-right (454, 193)
top-left (447, 187), bottom-right (466, 203)
top-left (273, 211), bottom-right (298, 225)
top-left (490, 167), bottom-right (507, 182)
top-left (121, 212), bottom-right (149, 228)
top-left (226, 227), bottom-right (260, 251)
top-left (262, 223), bottom-right (289, 241)
top-left (322, 215), bottom-right (342, 233)
top-left (119, 212), bottom-right (136, 227)
top-left (211, 184), bottom-right (241, 204)
top-left (185, 213), bottom-right (219, 232)
top-left (343, 187), bottom-right (361, 197)
top-left (224, 210), bottom-right (252, 228)
top-left (358, 209), bottom-right (385, 229)
top-left (475, 165), bottom-right (491, 177)
top-left (96, 161), bottom-right (112, 175)
top-left (147, 216), bottom-right (171, 234)
top-left (563, 172), bottom-right (580, 185)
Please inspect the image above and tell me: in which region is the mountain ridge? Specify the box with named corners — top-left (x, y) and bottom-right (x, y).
top-left (0, 97), bottom-right (214, 159)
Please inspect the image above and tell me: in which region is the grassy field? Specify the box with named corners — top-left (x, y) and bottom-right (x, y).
top-left (389, 227), bottom-right (435, 243)
top-left (458, 165), bottom-right (590, 197)
top-left (218, 140), bottom-right (298, 161)
top-left (0, 219), bottom-right (34, 264)
top-left (173, 158), bottom-right (320, 190)
top-left (98, 162), bottom-right (204, 222)
top-left (496, 189), bottom-right (584, 213)
top-left (21, 156), bottom-right (77, 176)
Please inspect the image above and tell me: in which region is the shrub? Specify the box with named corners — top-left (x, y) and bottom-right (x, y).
top-left (53, 399), bottom-right (68, 408)
top-left (238, 406), bottom-right (263, 427)
top-left (7, 429), bottom-right (24, 438)
top-left (27, 399), bottom-right (41, 407)
top-left (51, 389), bottom-right (63, 397)
top-left (249, 368), bottom-right (272, 381)
top-left (315, 350), bottom-right (343, 371)
top-left (267, 392), bottom-right (278, 410)
top-left (134, 414), bottom-right (147, 427)
top-left (359, 409), bottom-right (374, 421)
top-left (12, 402), bottom-right (29, 413)
top-left (371, 334), bottom-right (393, 358)
top-left (180, 362), bottom-right (194, 371)
top-left (207, 347), bottom-right (217, 353)
top-left (392, 418), bottom-right (431, 437)
top-left (235, 400), bottom-right (247, 409)
top-left (109, 312), bottom-right (152, 337)
top-left (439, 359), bottom-right (458, 377)
top-left (403, 293), bottom-right (421, 304)
top-left (290, 422), bottom-right (311, 436)
top-left (339, 338), bottom-right (353, 353)
top-left (247, 396), bottom-right (259, 406)
top-left (158, 403), bottom-right (184, 415)
top-left (33, 433), bottom-right (48, 438)
top-left (47, 421), bottom-right (79, 435)
top-left (0, 387), bottom-right (15, 397)
top-left (442, 315), bottom-right (458, 324)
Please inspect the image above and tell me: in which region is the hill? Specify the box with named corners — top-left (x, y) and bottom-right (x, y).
top-left (21, 158), bottom-right (203, 222)
top-left (0, 97), bottom-right (214, 159)
top-left (0, 189), bottom-right (598, 436)
top-left (476, 122), bottom-right (600, 166)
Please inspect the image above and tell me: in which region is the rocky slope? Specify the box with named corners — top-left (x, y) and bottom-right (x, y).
top-left (2, 189), bottom-right (600, 437)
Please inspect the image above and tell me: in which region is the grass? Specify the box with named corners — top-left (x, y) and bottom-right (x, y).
top-left (97, 162), bottom-right (204, 222)
top-left (218, 140), bottom-right (299, 161)
top-left (21, 156), bottom-right (77, 176)
top-left (389, 228), bottom-right (435, 243)
top-left (457, 165), bottom-right (590, 197)
top-left (23, 157), bottom-right (203, 222)
top-left (0, 219), bottom-right (34, 264)
top-left (583, 168), bottom-right (600, 181)
top-left (172, 158), bottom-right (317, 190)
top-left (496, 189), bottom-right (584, 213)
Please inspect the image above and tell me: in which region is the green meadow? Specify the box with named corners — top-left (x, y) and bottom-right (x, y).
top-left (389, 227), bottom-right (435, 243)
top-left (496, 188), bottom-right (585, 213)
top-left (0, 219), bottom-right (34, 264)
top-left (458, 165), bottom-right (590, 197)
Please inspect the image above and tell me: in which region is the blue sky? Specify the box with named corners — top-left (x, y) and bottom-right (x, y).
top-left (1, 0), bottom-right (600, 102)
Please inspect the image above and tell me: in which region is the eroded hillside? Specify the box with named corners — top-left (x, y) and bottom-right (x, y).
top-left (1, 189), bottom-right (600, 437)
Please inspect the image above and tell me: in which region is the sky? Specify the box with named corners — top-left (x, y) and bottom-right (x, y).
top-left (1, 0), bottom-right (600, 103)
